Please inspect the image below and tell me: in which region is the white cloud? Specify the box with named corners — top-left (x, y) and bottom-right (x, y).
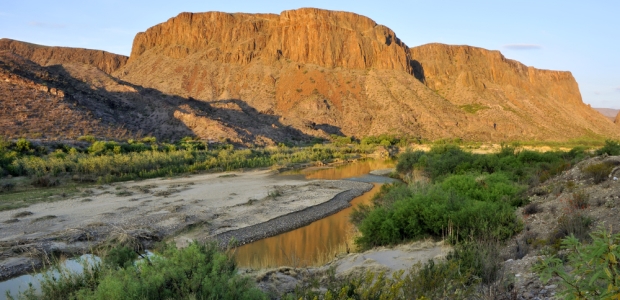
top-left (503, 44), bottom-right (543, 50)
top-left (28, 21), bottom-right (66, 29)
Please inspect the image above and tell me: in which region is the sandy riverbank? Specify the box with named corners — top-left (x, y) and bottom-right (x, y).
top-left (0, 169), bottom-right (372, 280)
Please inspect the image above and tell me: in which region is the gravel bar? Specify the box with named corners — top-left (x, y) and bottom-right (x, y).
top-left (214, 181), bottom-right (373, 247)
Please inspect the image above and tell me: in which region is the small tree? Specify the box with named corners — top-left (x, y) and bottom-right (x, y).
top-left (533, 228), bottom-right (620, 299)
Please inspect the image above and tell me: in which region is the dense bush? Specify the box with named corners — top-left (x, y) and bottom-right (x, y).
top-left (582, 162), bottom-right (614, 184)
top-left (354, 144), bottom-right (593, 249)
top-left (11, 243), bottom-right (266, 300)
top-left (354, 184), bottom-right (521, 249)
top-left (595, 139), bottom-right (620, 156)
top-left (0, 138), bottom-right (367, 182)
top-left (396, 144), bottom-right (588, 185)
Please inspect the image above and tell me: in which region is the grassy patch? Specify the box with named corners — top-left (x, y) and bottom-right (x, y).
top-left (31, 215), bottom-right (57, 223)
top-left (115, 190), bottom-right (133, 197)
top-left (459, 103), bottom-right (489, 114)
top-left (0, 183), bottom-right (82, 211)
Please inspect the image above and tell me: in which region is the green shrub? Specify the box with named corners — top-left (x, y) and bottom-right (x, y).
top-left (11, 242), bottom-right (266, 300)
top-left (595, 139), bottom-right (620, 156)
top-left (439, 173), bottom-right (526, 206)
top-left (103, 246), bottom-right (137, 269)
top-left (569, 190), bottom-right (590, 209)
top-left (446, 240), bottom-right (502, 285)
top-left (583, 162), bottom-right (614, 184)
top-left (395, 150), bottom-right (425, 173)
top-left (552, 213), bottom-right (592, 244)
top-left (77, 135), bottom-right (97, 143)
top-left (355, 184), bottom-right (521, 249)
top-left (15, 138), bottom-right (31, 153)
top-left (534, 228), bottom-right (620, 299)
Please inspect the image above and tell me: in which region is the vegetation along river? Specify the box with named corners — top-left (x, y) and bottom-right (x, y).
top-left (0, 160), bottom-right (395, 298)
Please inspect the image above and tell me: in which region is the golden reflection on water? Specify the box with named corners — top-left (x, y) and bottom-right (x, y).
top-left (303, 159), bottom-right (394, 180)
top-left (234, 160), bottom-right (393, 268)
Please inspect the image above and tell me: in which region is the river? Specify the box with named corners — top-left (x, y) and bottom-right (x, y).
top-left (234, 159), bottom-right (395, 268)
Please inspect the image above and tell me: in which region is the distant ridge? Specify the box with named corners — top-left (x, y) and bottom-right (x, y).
top-left (594, 107), bottom-right (619, 122)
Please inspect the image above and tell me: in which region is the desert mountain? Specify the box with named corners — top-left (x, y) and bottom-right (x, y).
top-left (0, 48), bottom-right (310, 143)
top-left (594, 107), bottom-right (619, 122)
top-left (1, 8), bottom-right (618, 143)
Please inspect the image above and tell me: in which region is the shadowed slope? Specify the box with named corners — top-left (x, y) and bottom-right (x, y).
top-left (1, 8), bottom-right (618, 142)
top-left (0, 38), bottom-right (128, 74)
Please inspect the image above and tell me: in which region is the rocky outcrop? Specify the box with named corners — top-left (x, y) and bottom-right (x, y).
top-left (115, 8), bottom-right (619, 142)
top-left (409, 43), bottom-right (618, 139)
top-left (0, 38), bottom-right (128, 74)
top-left (129, 8), bottom-right (411, 72)
top-left (2, 8), bottom-right (619, 143)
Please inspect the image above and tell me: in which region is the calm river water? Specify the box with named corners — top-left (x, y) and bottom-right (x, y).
top-left (234, 159), bottom-right (395, 268)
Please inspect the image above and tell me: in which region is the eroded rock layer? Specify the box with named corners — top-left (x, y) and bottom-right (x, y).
top-left (1, 8), bottom-right (618, 143)
top-left (409, 43), bottom-right (618, 139)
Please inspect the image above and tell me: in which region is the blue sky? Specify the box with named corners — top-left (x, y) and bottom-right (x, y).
top-left (1, 0), bottom-right (618, 109)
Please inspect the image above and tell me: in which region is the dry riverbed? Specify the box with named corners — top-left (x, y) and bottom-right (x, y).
top-left (0, 169), bottom-right (371, 280)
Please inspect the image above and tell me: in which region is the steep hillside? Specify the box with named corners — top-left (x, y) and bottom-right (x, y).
top-left (0, 51), bottom-right (127, 140)
top-left (116, 8), bottom-right (618, 142)
top-left (409, 43), bottom-right (619, 139)
top-left (616, 112), bottom-right (620, 126)
top-left (1, 8), bottom-right (618, 143)
top-left (593, 107), bottom-right (618, 122)
top-left (0, 38), bottom-right (127, 74)
top-left (0, 50), bottom-right (311, 144)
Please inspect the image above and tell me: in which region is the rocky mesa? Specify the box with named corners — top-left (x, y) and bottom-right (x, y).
top-left (1, 8), bottom-right (619, 143)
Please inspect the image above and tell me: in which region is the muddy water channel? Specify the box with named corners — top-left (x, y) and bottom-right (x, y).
top-left (234, 160), bottom-right (395, 268)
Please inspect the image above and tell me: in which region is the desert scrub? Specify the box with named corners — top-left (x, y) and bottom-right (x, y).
top-left (395, 144), bottom-right (588, 185)
top-left (285, 241), bottom-right (505, 300)
top-left (9, 242), bottom-right (266, 300)
top-left (533, 228), bottom-right (620, 299)
top-left (582, 161), bottom-right (614, 184)
top-left (354, 183), bottom-right (521, 249)
top-left (352, 143), bottom-right (596, 249)
top-left (595, 139), bottom-right (620, 156)
top-left (4, 140), bottom-right (368, 183)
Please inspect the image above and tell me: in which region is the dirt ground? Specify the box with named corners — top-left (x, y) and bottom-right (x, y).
top-left (248, 240), bottom-right (449, 295)
top-left (0, 169), bottom-right (367, 280)
top-left (501, 155), bottom-right (620, 299)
